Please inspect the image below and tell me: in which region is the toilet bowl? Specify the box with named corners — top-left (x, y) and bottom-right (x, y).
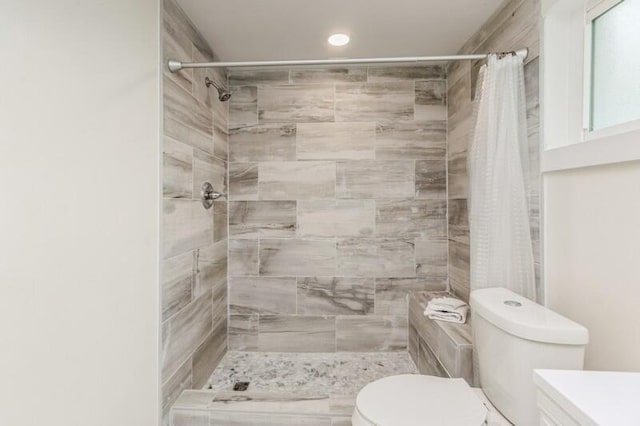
top-left (352, 288), bottom-right (589, 426)
top-left (351, 374), bottom-right (508, 426)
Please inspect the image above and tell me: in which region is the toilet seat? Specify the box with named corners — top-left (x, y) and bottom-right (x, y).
top-left (352, 374), bottom-right (488, 426)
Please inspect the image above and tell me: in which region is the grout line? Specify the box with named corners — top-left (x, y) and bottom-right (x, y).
top-left (444, 63), bottom-right (451, 295)
top-left (295, 276), bottom-right (299, 315)
top-left (413, 79), bottom-right (416, 120)
top-left (333, 83), bottom-right (337, 122)
top-left (257, 238), bottom-right (261, 277)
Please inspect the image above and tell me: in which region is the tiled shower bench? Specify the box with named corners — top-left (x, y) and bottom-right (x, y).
top-left (408, 291), bottom-right (474, 385)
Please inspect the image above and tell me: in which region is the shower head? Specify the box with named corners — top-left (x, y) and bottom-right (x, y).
top-left (218, 91), bottom-right (232, 102)
top-left (205, 77), bottom-right (231, 102)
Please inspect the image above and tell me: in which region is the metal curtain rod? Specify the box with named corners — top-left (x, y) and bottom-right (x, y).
top-left (168, 48), bottom-right (528, 72)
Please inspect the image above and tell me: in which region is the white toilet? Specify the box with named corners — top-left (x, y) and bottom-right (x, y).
top-left (352, 287), bottom-right (589, 426)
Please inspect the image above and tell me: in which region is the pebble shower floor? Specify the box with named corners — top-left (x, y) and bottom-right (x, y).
top-left (206, 351), bottom-right (418, 396)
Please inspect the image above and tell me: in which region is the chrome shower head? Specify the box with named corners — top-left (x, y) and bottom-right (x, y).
top-left (218, 90), bottom-right (232, 102)
top-left (205, 77), bottom-right (231, 102)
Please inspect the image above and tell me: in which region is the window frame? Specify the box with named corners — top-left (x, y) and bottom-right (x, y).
top-left (541, 0), bottom-right (640, 172)
top-left (583, 0), bottom-right (640, 142)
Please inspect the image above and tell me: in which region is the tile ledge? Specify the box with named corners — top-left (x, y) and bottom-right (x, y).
top-left (172, 389), bottom-right (334, 414)
top-left (409, 291), bottom-right (473, 346)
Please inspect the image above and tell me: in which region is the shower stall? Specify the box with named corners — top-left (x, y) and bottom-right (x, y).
top-left (160, 0), bottom-right (542, 424)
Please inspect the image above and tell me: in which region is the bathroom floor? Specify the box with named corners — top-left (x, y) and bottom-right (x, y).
top-left (172, 351), bottom-right (514, 425)
top-left (206, 351), bottom-right (418, 397)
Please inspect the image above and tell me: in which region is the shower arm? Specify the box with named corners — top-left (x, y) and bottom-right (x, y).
top-left (168, 48), bottom-right (528, 72)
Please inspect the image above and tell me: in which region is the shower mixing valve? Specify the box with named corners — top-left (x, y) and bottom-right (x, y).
top-left (201, 182), bottom-right (224, 209)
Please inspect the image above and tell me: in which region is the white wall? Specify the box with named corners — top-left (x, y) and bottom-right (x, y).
top-left (0, 1), bottom-right (161, 425)
top-left (544, 161), bottom-right (640, 371)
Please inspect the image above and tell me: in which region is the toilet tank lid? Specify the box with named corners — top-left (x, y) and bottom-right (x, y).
top-left (470, 288), bottom-right (589, 345)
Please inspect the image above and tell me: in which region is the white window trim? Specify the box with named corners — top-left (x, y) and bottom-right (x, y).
top-left (541, 0), bottom-right (640, 173)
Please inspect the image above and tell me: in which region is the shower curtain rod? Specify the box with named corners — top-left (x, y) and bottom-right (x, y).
top-left (167, 48), bottom-right (528, 72)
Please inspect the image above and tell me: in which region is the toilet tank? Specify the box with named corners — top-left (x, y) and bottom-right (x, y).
top-left (470, 288), bottom-right (588, 426)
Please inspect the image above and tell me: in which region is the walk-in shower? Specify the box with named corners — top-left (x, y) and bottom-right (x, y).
top-left (161, 1), bottom-right (541, 423)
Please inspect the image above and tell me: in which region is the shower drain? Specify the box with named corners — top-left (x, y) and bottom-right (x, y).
top-left (233, 381), bottom-right (250, 391)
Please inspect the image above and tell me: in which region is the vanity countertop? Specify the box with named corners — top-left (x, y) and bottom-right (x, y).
top-left (533, 369), bottom-right (640, 425)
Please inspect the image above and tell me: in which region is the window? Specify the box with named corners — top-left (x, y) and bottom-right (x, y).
top-left (588, 0), bottom-right (640, 132)
top-left (542, 0), bottom-right (640, 171)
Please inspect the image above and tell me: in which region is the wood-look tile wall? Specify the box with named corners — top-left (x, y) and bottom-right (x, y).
top-left (446, 0), bottom-right (542, 302)
top-left (161, 0), bottom-right (228, 423)
top-left (227, 65), bottom-right (449, 352)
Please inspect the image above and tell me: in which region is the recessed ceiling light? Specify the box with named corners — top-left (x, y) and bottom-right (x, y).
top-left (328, 33), bottom-right (350, 47)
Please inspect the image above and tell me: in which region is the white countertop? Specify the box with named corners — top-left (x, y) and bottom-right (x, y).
top-left (533, 369), bottom-right (640, 425)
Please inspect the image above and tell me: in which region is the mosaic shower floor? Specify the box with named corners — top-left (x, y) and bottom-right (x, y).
top-left (206, 351), bottom-right (418, 397)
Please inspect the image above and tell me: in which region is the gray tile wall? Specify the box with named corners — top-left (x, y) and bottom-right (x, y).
top-left (446, 0), bottom-right (542, 303)
top-left (227, 65), bottom-right (449, 352)
top-left (161, 0), bottom-right (228, 424)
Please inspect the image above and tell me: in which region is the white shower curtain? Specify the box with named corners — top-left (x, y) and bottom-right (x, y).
top-left (467, 54), bottom-right (535, 300)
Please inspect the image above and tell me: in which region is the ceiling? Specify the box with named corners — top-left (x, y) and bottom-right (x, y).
top-left (175, 0), bottom-right (505, 62)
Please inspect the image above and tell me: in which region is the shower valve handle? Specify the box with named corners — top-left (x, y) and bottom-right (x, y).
top-left (201, 182), bottom-right (225, 209)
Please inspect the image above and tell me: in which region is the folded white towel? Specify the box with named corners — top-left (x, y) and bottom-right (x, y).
top-left (424, 296), bottom-right (469, 324)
